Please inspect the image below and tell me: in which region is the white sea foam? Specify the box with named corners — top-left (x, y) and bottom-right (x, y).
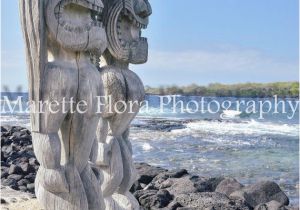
top-left (142, 143), bottom-right (154, 151)
top-left (176, 119), bottom-right (299, 137)
top-left (0, 115), bottom-right (31, 128)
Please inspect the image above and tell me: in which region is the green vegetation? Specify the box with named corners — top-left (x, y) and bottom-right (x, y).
top-left (145, 82), bottom-right (299, 98)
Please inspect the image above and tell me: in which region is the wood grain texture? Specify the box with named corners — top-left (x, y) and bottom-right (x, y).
top-left (19, 0), bottom-right (108, 209)
top-left (95, 66), bottom-right (144, 210)
top-left (20, 0), bottom-right (151, 209)
top-left (19, 0), bottom-right (46, 132)
top-left (93, 0), bottom-right (152, 209)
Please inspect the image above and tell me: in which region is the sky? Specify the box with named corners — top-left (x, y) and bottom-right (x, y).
top-left (1, 0), bottom-right (299, 91)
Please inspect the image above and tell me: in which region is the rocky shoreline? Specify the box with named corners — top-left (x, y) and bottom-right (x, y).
top-left (1, 125), bottom-right (298, 210)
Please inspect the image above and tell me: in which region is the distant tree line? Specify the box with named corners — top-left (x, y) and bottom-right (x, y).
top-left (145, 82), bottom-right (299, 98)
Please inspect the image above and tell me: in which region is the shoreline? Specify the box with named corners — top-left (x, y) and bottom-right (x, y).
top-left (1, 125), bottom-right (299, 210)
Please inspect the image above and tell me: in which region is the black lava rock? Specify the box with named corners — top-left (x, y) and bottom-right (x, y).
top-left (0, 125), bottom-right (294, 210)
top-left (7, 174), bottom-right (23, 181)
top-left (8, 164), bottom-right (23, 175)
top-left (230, 181), bottom-right (289, 208)
top-left (17, 178), bottom-right (30, 186)
top-left (2, 178), bottom-right (18, 190)
top-left (1, 126), bottom-right (39, 194)
top-left (135, 163), bottom-right (168, 185)
top-left (134, 189), bottom-right (173, 209)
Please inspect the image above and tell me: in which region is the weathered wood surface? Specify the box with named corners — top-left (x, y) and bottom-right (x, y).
top-left (20, 0), bottom-right (151, 209)
top-left (20, 0), bottom-right (107, 209)
top-left (93, 0), bottom-right (152, 209)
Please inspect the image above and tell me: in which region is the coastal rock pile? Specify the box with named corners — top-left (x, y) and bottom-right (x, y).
top-left (1, 126), bottom-right (38, 194)
top-left (1, 126), bottom-right (297, 210)
top-left (132, 163), bottom-right (293, 210)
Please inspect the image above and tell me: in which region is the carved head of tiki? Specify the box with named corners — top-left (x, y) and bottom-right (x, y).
top-left (46, 0), bottom-right (108, 54)
top-left (102, 0), bottom-right (152, 64)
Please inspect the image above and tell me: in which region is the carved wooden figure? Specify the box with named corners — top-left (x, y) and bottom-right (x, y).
top-left (19, 0), bottom-right (108, 209)
top-left (90, 0), bottom-right (152, 209)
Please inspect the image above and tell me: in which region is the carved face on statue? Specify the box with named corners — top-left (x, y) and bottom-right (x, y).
top-left (103, 0), bottom-right (152, 64)
top-left (46, 0), bottom-right (107, 54)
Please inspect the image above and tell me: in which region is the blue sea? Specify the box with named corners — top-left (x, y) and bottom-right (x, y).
top-left (1, 93), bottom-right (299, 205)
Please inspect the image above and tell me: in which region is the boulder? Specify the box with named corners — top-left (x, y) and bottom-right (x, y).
top-left (1, 171), bottom-right (8, 179)
top-left (166, 176), bottom-right (205, 196)
top-left (7, 174), bottom-right (23, 181)
top-left (215, 177), bottom-right (244, 196)
top-left (175, 192), bottom-right (251, 210)
top-left (5, 145), bottom-right (16, 154)
top-left (152, 169), bottom-right (189, 182)
top-left (1, 161), bottom-right (9, 167)
top-left (20, 162), bottom-right (35, 174)
top-left (8, 164), bottom-right (23, 175)
top-left (164, 175), bottom-right (224, 195)
top-left (134, 189), bottom-right (173, 209)
top-left (193, 176), bottom-right (225, 192)
top-left (24, 173), bottom-right (36, 182)
top-left (2, 178), bottom-right (18, 190)
top-left (1, 166), bottom-right (9, 178)
top-left (146, 169), bottom-right (189, 190)
top-left (12, 156), bottom-right (29, 165)
top-left (1, 126), bottom-right (8, 132)
top-left (230, 181), bottom-right (289, 208)
top-left (130, 181), bottom-right (143, 193)
top-left (17, 178), bottom-right (30, 186)
top-left (135, 162), bottom-right (168, 185)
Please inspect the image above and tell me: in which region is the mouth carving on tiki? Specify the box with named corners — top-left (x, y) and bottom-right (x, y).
top-left (105, 0), bottom-right (152, 64)
top-left (47, 0), bottom-right (107, 53)
top-left (54, 0), bottom-right (104, 33)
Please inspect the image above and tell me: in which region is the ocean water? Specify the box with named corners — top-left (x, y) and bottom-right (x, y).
top-left (1, 93), bottom-right (299, 205)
